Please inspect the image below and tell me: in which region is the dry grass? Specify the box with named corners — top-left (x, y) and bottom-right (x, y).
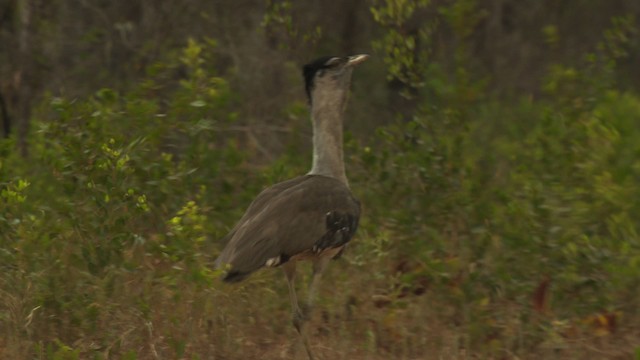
top-left (2, 250), bottom-right (638, 360)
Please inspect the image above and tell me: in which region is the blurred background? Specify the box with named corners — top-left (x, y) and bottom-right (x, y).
top-left (1, 0), bottom-right (640, 359)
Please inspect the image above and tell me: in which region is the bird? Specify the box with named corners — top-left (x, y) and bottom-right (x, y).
top-left (215, 54), bottom-right (368, 359)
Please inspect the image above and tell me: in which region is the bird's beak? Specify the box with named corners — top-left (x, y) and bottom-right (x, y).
top-left (347, 54), bottom-right (369, 67)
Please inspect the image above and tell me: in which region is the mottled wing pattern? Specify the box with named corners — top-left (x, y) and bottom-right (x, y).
top-left (312, 211), bottom-right (359, 253)
top-left (215, 175), bottom-right (360, 282)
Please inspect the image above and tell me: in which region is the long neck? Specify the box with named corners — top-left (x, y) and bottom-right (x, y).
top-left (307, 95), bottom-right (348, 185)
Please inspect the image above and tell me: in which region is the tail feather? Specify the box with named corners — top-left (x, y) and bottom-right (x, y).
top-left (222, 270), bottom-right (251, 283)
top-left (216, 255), bottom-right (254, 283)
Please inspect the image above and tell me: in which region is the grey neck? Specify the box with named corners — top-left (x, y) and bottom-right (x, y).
top-left (307, 93), bottom-right (349, 186)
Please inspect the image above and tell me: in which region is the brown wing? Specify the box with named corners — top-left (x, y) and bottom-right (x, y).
top-left (215, 175), bottom-right (360, 282)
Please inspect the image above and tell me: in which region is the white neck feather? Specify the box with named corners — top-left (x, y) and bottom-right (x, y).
top-left (307, 86), bottom-right (349, 186)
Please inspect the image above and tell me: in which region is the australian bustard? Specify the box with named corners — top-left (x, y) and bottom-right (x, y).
top-left (215, 54), bottom-right (368, 359)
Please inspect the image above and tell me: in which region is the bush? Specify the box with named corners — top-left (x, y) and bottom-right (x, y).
top-left (1, 12), bottom-right (639, 359)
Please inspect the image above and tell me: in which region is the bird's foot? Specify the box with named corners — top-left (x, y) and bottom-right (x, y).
top-left (293, 304), bottom-right (314, 333)
top-left (292, 309), bottom-right (305, 333)
top-left (292, 309), bottom-right (315, 360)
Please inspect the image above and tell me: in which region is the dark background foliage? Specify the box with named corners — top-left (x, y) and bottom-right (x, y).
top-left (1, 0), bottom-right (640, 359)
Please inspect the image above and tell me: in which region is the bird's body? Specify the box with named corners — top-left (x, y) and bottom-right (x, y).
top-left (215, 54), bottom-right (368, 360)
top-left (215, 174), bottom-right (360, 282)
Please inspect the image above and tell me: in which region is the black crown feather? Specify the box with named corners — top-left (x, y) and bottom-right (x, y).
top-left (302, 56), bottom-right (337, 102)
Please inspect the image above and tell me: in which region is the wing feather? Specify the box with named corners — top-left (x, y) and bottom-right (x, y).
top-left (215, 175), bottom-right (360, 281)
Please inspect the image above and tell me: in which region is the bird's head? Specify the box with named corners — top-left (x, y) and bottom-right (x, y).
top-left (303, 54), bottom-right (369, 104)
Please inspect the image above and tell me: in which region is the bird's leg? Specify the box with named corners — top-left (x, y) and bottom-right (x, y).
top-left (283, 261), bottom-right (304, 329)
top-left (305, 256), bottom-right (331, 316)
top-left (283, 261), bottom-right (315, 360)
